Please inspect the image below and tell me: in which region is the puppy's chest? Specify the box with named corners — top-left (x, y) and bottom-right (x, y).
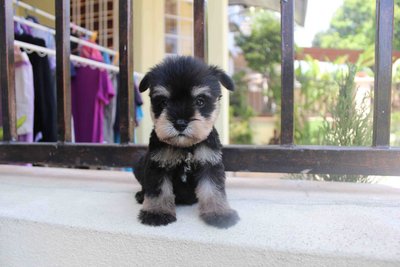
top-left (150, 144), bottom-right (222, 171)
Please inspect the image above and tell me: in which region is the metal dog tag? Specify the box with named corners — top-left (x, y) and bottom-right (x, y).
top-left (181, 152), bottom-right (193, 183)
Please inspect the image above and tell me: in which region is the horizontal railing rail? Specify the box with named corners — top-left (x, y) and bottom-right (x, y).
top-left (0, 0), bottom-right (398, 176)
top-left (0, 143), bottom-right (398, 175)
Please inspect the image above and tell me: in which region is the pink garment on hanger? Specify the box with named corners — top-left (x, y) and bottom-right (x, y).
top-left (71, 42), bottom-right (115, 143)
top-left (80, 40), bottom-right (104, 62)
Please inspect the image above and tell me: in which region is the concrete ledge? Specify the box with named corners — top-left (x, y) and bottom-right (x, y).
top-left (0, 165), bottom-right (399, 266)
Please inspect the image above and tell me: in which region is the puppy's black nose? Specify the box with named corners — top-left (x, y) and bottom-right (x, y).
top-left (174, 119), bottom-right (188, 132)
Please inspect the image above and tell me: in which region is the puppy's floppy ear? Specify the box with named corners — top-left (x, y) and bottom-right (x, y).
top-left (209, 66), bottom-right (235, 91)
top-left (139, 73), bottom-right (151, 92)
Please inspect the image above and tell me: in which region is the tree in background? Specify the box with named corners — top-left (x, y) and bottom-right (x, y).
top-left (294, 56), bottom-right (337, 145)
top-left (313, 0), bottom-right (400, 50)
top-left (231, 3), bottom-right (376, 182)
top-left (235, 10), bottom-right (282, 107)
top-left (229, 71), bottom-right (254, 144)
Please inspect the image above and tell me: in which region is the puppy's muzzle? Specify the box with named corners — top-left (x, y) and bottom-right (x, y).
top-left (173, 119), bottom-right (189, 132)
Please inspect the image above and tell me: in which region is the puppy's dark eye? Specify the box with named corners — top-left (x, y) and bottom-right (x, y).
top-left (195, 97), bottom-right (205, 108)
top-left (160, 99), bottom-right (168, 108)
top-left (153, 97), bottom-right (168, 108)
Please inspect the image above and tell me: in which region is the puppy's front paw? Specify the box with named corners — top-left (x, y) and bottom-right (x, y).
top-left (138, 210), bottom-right (177, 226)
top-left (200, 209), bottom-right (240, 229)
top-left (135, 190), bottom-right (144, 204)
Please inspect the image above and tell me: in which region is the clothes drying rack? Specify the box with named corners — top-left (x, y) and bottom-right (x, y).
top-left (14, 0), bottom-right (95, 38)
top-left (14, 16), bottom-right (117, 56)
top-left (14, 40), bottom-right (120, 73)
top-left (13, 0), bottom-right (119, 72)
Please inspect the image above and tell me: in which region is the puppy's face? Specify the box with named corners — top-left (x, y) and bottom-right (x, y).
top-left (139, 56), bottom-right (234, 147)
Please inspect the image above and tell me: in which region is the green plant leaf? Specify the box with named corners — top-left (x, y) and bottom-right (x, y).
top-left (0, 116), bottom-right (27, 141)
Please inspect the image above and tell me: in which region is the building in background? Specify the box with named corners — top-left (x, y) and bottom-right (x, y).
top-left (16, 0), bottom-right (230, 144)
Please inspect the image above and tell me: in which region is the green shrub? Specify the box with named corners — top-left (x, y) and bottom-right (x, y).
top-left (312, 64), bottom-right (372, 183)
top-left (292, 63), bottom-right (373, 183)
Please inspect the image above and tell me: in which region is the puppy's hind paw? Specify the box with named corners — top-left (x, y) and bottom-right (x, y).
top-left (201, 209), bottom-right (240, 229)
top-left (138, 210), bottom-right (177, 226)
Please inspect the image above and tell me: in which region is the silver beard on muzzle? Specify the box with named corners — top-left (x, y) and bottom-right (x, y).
top-left (152, 107), bottom-right (219, 147)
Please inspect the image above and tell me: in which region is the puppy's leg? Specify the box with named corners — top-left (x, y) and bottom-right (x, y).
top-left (133, 154), bottom-right (147, 204)
top-left (139, 177), bottom-right (177, 226)
top-left (195, 165), bottom-right (239, 228)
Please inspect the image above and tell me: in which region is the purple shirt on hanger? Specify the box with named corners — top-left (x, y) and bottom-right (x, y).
top-left (71, 66), bottom-right (115, 143)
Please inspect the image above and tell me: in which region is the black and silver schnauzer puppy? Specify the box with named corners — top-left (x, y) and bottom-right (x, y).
top-left (134, 56), bottom-right (239, 228)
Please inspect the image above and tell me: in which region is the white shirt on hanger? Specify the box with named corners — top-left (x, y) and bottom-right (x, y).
top-left (15, 50), bottom-right (35, 136)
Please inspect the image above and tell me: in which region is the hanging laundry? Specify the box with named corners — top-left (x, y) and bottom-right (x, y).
top-left (113, 73), bottom-right (144, 143)
top-left (103, 72), bottom-right (118, 143)
top-left (71, 42), bottom-right (115, 143)
top-left (25, 16), bottom-right (56, 70)
top-left (0, 47), bottom-right (35, 142)
top-left (23, 16), bottom-right (57, 140)
top-left (14, 47), bottom-right (35, 142)
top-left (15, 34), bottom-right (57, 142)
top-left (14, 21), bottom-right (23, 35)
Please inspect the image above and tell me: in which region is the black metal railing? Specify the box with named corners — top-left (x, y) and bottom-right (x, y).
top-left (0, 0), bottom-right (399, 176)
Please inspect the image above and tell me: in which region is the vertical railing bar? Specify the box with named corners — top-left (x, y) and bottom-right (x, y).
top-left (56, 0), bottom-right (72, 142)
top-left (194, 0), bottom-right (208, 62)
top-left (0, 0), bottom-right (17, 141)
top-left (373, 0), bottom-right (394, 147)
top-left (119, 0), bottom-right (134, 143)
top-left (280, 0), bottom-right (294, 145)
